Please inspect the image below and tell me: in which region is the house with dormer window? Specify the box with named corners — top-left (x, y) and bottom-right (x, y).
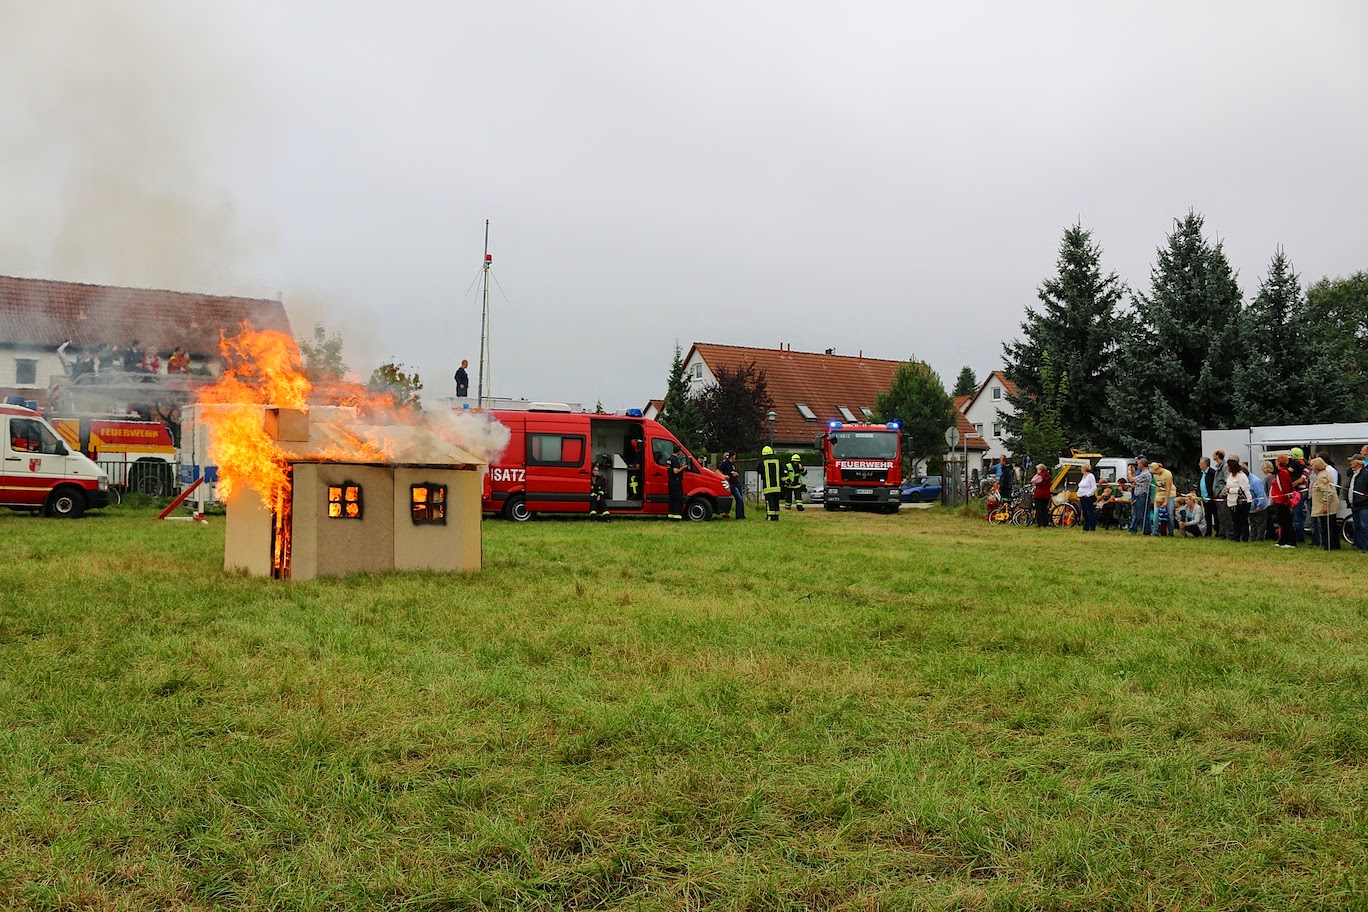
top-left (676, 342), bottom-right (904, 451)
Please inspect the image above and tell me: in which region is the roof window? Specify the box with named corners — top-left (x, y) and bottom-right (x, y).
top-left (796, 403), bottom-right (817, 421)
top-left (860, 407), bottom-right (875, 420)
top-left (837, 406), bottom-right (856, 422)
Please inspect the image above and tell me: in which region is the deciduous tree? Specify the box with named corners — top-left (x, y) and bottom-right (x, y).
top-left (368, 361), bottom-right (423, 411)
top-left (874, 359), bottom-right (955, 471)
top-left (1306, 270), bottom-right (1368, 420)
top-left (299, 322), bottom-right (348, 381)
top-left (696, 361), bottom-right (774, 454)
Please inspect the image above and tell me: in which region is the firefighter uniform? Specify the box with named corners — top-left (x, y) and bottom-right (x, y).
top-left (589, 465), bottom-right (611, 521)
top-left (759, 446), bottom-right (782, 521)
top-left (783, 454), bottom-right (806, 511)
top-left (666, 445), bottom-right (686, 520)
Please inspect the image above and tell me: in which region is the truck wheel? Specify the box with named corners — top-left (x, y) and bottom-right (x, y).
top-left (45, 487), bottom-right (87, 519)
top-left (686, 497), bottom-right (713, 522)
top-left (131, 462), bottom-right (169, 496)
top-left (503, 494), bottom-right (531, 522)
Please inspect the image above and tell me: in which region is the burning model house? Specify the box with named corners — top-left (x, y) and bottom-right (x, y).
top-left (223, 406), bottom-right (484, 580)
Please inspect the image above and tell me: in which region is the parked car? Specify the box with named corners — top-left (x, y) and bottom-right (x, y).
top-left (901, 475), bottom-right (943, 503)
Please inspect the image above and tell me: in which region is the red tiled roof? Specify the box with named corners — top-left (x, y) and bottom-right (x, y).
top-left (972, 369), bottom-right (1016, 403)
top-left (687, 342), bottom-right (905, 447)
top-left (0, 275), bottom-right (292, 356)
top-left (954, 410), bottom-right (989, 450)
top-left (954, 395), bottom-right (971, 413)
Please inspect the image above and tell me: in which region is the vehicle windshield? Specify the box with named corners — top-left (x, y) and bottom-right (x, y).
top-left (829, 431), bottom-right (898, 460)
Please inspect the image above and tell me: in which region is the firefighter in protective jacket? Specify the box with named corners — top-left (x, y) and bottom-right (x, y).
top-left (783, 453), bottom-right (806, 511)
top-left (758, 446), bottom-right (782, 521)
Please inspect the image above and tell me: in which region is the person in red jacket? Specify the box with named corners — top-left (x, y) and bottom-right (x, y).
top-left (1031, 463), bottom-right (1052, 528)
top-left (1267, 453), bottom-right (1296, 548)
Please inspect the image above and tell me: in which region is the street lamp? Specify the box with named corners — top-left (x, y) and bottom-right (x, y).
top-left (766, 410), bottom-right (777, 445)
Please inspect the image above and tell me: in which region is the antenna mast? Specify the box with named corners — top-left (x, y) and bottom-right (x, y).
top-left (476, 220), bottom-right (491, 408)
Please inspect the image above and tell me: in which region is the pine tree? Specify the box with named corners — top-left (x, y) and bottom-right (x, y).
top-left (658, 342), bottom-right (702, 452)
top-left (953, 366), bottom-right (977, 398)
top-left (1102, 212), bottom-right (1244, 471)
top-left (1002, 224), bottom-right (1124, 454)
top-left (1235, 250), bottom-right (1356, 426)
top-left (874, 359), bottom-right (955, 472)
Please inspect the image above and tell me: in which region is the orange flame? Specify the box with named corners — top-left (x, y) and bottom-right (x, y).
top-left (197, 325), bottom-right (310, 507)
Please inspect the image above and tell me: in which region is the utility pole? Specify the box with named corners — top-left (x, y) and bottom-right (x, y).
top-left (476, 220), bottom-right (492, 408)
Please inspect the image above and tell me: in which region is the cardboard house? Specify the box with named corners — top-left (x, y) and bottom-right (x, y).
top-left (224, 408), bottom-right (484, 580)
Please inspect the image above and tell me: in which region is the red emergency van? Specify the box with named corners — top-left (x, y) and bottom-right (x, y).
top-left (483, 407), bottom-right (732, 521)
top-left (1, 404), bottom-right (113, 517)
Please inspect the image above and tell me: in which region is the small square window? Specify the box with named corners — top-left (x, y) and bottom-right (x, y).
top-left (15, 359), bottom-right (37, 385)
top-left (973, 423), bottom-right (983, 434)
top-left (411, 483), bottom-right (447, 524)
top-left (692, 363), bottom-right (702, 379)
top-left (992, 422), bottom-right (1003, 439)
top-left (327, 482), bottom-right (363, 519)
top-left (991, 386), bottom-right (1002, 400)
top-left (837, 405), bottom-right (856, 422)
top-left (796, 403), bottom-right (816, 421)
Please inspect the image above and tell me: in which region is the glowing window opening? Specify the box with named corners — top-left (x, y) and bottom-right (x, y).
top-left (411, 483), bottom-right (447, 525)
top-left (327, 482), bottom-right (363, 519)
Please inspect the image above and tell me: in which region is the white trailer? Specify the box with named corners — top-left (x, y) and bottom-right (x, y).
top-left (1201, 423), bottom-right (1368, 471)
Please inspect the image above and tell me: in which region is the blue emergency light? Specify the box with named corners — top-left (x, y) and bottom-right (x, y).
top-left (887, 420), bottom-right (901, 430)
top-left (829, 420), bottom-right (842, 429)
top-left (625, 408), bottom-right (643, 417)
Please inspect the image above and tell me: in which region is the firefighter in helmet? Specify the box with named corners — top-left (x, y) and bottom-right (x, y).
top-left (783, 453), bottom-right (806, 511)
top-left (758, 446), bottom-right (782, 521)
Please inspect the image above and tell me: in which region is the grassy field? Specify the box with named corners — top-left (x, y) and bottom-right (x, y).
top-left (0, 502), bottom-right (1364, 911)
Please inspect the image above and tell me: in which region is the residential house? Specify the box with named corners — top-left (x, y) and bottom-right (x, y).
top-left (680, 342), bottom-right (901, 450)
top-left (959, 369), bottom-right (1017, 468)
top-left (0, 275), bottom-right (293, 413)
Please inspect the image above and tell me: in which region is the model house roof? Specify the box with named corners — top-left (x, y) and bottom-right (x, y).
top-left (686, 342), bottom-right (903, 446)
top-left (0, 275), bottom-right (292, 355)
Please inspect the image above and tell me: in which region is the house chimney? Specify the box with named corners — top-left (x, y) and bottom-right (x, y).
top-left (264, 407), bottom-right (310, 442)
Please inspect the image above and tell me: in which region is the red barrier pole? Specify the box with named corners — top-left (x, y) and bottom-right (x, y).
top-left (156, 476), bottom-right (202, 520)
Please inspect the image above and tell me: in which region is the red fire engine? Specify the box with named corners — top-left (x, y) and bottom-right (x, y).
top-left (815, 420), bottom-right (904, 512)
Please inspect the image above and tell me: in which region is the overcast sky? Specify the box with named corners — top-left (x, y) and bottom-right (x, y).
top-left (3, 1), bottom-right (1365, 409)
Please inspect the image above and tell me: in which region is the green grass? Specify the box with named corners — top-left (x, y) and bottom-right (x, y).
top-left (0, 503), bottom-right (1364, 910)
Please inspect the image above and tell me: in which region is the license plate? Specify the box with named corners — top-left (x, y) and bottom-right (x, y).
top-left (856, 488), bottom-right (873, 495)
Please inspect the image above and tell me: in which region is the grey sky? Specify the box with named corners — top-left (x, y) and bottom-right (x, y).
top-left (3, 1), bottom-right (1365, 410)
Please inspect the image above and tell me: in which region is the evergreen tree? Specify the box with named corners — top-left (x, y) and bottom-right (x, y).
top-left (1002, 224), bottom-right (1125, 454)
top-left (874, 359), bottom-right (955, 472)
top-left (658, 342), bottom-right (702, 452)
top-left (696, 362), bottom-right (774, 454)
top-left (1235, 251), bottom-right (1356, 426)
top-left (1306, 270), bottom-right (1368, 420)
top-left (953, 366), bottom-right (977, 397)
top-left (1102, 212), bottom-right (1244, 470)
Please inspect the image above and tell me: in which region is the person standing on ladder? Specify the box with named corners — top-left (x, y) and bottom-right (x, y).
top-left (783, 454), bottom-right (806, 511)
top-left (758, 447), bottom-right (782, 521)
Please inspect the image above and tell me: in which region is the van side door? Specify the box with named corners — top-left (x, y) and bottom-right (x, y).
top-left (3, 417), bottom-right (68, 508)
top-left (524, 429), bottom-right (589, 514)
